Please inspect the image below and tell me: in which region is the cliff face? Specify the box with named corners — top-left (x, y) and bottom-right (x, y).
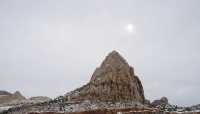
top-left (69, 51), bottom-right (145, 103)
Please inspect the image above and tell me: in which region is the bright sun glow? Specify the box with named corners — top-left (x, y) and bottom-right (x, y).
top-left (125, 24), bottom-right (136, 34)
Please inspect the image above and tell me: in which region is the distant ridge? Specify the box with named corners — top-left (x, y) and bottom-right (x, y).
top-left (0, 90), bottom-right (26, 104)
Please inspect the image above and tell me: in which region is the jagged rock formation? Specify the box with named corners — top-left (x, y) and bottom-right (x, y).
top-left (0, 91), bottom-right (26, 105)
top-left (1, 51), bottom-right (146, 114)
top-left (151, 97), bottom-right (168, 107)
top-left (68, 51), bottom-right (145, 103)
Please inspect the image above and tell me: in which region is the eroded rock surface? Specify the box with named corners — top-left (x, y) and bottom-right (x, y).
top-left (68, 51), bottom-right (145, 103)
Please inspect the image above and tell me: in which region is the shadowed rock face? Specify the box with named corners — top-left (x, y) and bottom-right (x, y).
top-left (70, 51), bottom-right (145, 103)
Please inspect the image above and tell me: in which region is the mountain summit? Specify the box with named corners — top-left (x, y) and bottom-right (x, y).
top-left (68, 50), bottom-right (145, 103)
top-left (100, 50), bottom-right (129, 69)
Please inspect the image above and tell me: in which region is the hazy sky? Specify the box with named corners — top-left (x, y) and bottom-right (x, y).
top-left (0, 0), bottom-right (200, 106)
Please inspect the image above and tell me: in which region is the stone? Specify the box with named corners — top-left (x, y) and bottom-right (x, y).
top-left (0, 90), bottom-right (26, 104)
top-left (151, 97), bottom-right (168, 107)
top-left (68, 50), bottom-right (145, 103)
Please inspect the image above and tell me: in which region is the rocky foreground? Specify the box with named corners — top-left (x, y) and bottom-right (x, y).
top-left (1, 51), bottom-right (200, 114)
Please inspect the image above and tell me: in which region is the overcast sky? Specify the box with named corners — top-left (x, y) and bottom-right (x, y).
top-left (0, 0), bottom-right (200, 106)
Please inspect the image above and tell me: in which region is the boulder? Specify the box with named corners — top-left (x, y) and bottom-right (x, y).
top-left (151, 97), bottom-right (168, 107)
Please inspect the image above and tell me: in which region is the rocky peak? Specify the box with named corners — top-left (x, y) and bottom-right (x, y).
top-left (69, 51), bottom-right (145, 103)
top-left (91, 50), bottom-right (134, 82)
top-left (13, 91), bottom-right (26, 100)
top-left (101, 50), bottom-right (129, 69)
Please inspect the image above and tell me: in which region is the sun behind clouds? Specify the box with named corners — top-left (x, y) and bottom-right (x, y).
top-left (124, 24), bottom-right (136, 35)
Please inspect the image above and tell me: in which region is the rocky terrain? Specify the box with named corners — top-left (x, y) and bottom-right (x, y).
top-left (0, 91), bottom-right (51, 113)
top-left (191, 104), bottom-right (200, 111)
top-left (1, 51), bottom-right (200, 114)
top-left (0, 51), bottom-right (146, 114)
top-left (65, 51), bottom-right (145, 103)
top-left (149, 97), bottom-right (200, 113)
top-left (0, 91), bottom-right (26, 105)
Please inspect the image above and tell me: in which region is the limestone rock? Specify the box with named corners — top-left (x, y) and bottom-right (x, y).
top-left (68, 51), bottom-right (145, 103)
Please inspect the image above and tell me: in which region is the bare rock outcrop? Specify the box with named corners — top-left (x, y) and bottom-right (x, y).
top-left (68, 51), bottom-right (145, 103)
top-left (0, 90), bottom-right (26, 105)
top-left (151, 97), bottom-right (168, 107)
